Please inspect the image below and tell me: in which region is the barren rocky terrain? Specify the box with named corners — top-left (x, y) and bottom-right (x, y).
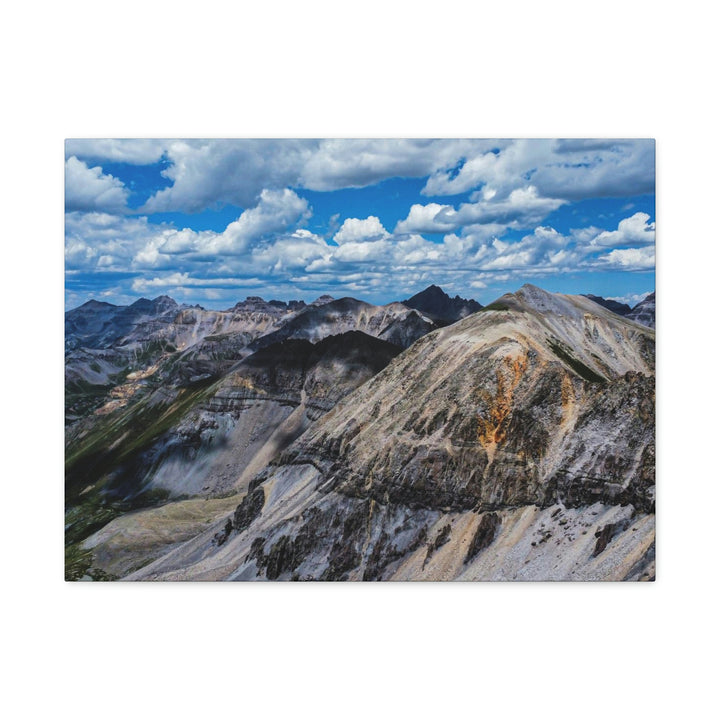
top-left (66, 284), bottom-right (655, 581)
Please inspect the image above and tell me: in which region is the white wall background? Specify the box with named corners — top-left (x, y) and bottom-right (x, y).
top-left (2, 2), bottom-right (715, 719)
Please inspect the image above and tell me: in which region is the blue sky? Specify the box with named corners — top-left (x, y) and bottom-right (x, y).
top-left (65, 139), bottom-right (655, 309)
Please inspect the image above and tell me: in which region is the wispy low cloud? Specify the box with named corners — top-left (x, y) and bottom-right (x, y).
top-left (66, 200), bottom-right (655, 307)
top-left (131, 273), bottom-right (270, 292)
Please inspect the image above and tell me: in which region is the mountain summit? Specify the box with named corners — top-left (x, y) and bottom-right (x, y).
top-left (402, 285), bottom-right (482, 325)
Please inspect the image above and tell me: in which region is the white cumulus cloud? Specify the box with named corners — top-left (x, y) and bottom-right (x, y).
top-left (598, 246), bottom-right (655, 270)
top-left (423, 139), bottom-right (654, 201)
top-left (152, 188), bottom-right (311, 258)
top-left (591, 212), bottom-right (655, 247)
top-left (436, 186), bottom-right (567, 229)
top-left (98, 139), bottom-right (493, 214)
top-left (394, 203), bottom-right (456, 234)
top-left (66, 139), bottom-right (655, 220)
top-left (333, 216), bottom-right (390, 245)
top-left (65, 156), bottom-right (129, 213)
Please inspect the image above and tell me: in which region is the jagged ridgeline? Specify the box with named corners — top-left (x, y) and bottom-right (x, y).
top-left (65, 284), bottom-right (655, 581)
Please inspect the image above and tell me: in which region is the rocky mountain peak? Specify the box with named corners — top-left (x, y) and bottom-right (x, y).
top-left (126, 295), bottom-right (178, 315)
top-left (403, 284), bottom-right (482, 325)
top-left (311, 294), bottom-right (335, 306)
top-left (517, 282), bottom-right (550, 297)
top-left (230, 296), bottom-right (307, 316)
top-left (417, 284), bottom-right (445, 299)
top-left (232, 296), bottom-right (269, 310)
top-left (78, 298), bottom-right (116, 310)
top-left (502, 284), bottom-right (581, 319)
top-left (129, 296), bottom-right (152, 307)
top-left (151, 295), bottom-right (179, 312)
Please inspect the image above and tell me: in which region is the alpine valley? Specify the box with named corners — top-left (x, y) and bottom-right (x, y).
top-left (65, 284), bottom-right (655, 581)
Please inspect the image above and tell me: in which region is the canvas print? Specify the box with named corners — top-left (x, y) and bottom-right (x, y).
top-left (65, 139), bottom-right (655, 581)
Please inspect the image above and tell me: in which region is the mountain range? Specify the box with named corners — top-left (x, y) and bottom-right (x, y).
top-left (584, 292), bottom-right (656, 328)
top-left (65, 283), bottom-right (655, 581)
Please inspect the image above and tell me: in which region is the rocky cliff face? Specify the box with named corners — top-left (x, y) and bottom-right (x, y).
top-left (117, 285), bottom-right (654, 582)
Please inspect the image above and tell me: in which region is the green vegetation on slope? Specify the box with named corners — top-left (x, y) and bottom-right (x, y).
top-left (547, 339), bottom-right (606, 384)
top-left (65, 376), bottom-right (218, 548)
top-left (480, 302), bottom-right (511, 312)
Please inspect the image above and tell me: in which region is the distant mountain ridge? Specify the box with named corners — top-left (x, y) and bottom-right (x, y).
top-left (402, 284), bottom-right (482, 325)
top-left (228, 296), bottom-right (307, 313)
top-left (583, 292), bottom-right (655, 328)
top-left (582, 294), bottom-right (632, 316)
top-left (248, 297), bottom-right (435, 351)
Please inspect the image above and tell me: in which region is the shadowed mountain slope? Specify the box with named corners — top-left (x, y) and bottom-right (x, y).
top-left (65, 329), bottom-right (403, 576)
